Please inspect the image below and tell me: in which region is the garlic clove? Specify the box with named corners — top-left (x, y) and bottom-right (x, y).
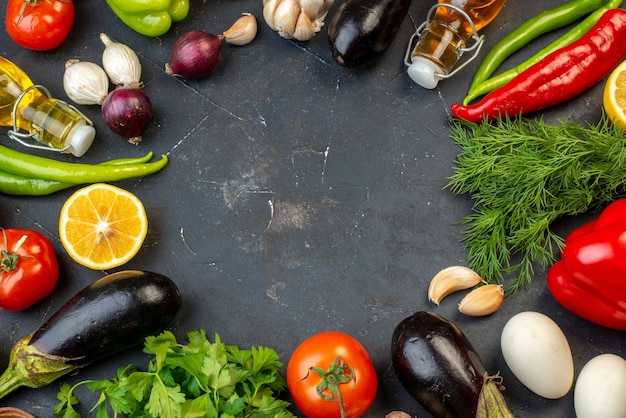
top-left (427, 265), bottom-right (484, 305)
top-left (63, 59), bottom-right (110, 105)
top-left (263, 0), bottom-right (282, 30)
top-left (312, 10), bottom-right (331, 31)
top-left (100, 33), bottom-right (142, 88)
top-left (263, 0), bottom-right (333, 40)
top-left (224, 13), bottom-right (258, 46)
top-left (299, 0), bottom-right (326, 21)
top-left (272, 0), bottom-right (300, 38)
top-left (386, 412), bottom-right (412, 418)
top-left (312, 0), bottom-right (334, 30)
top-left (293, 10), bottom-right (316, 41)
top-left (458, 284), bottom-right (505, 317)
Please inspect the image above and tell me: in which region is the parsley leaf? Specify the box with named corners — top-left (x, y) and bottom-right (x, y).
top-left (54, 330), bottom-right (295, 418)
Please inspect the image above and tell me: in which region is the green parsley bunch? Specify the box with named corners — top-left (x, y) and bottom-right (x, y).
top-left (54, 329), bottom-right (295, 418)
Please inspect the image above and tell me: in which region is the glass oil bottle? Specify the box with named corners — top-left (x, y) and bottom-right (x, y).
top-left (0, 56), bottom-right (95, 157)
top-left (405, 0), bottom-right (506, 89)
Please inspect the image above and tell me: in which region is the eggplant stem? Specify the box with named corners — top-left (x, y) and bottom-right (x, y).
top-left (476, 372), bottom-right (516, 418)
top-left (0, 335), bottom-right (81, 400)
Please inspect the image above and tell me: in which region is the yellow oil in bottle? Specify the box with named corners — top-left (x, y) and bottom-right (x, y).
top-left (0, 56), bottom-right (95, 157)
top-left (406, 0), bottom-right (506, 88)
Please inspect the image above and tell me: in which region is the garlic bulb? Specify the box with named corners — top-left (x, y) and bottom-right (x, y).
top-left (63, 59), bottom-right (110, 105)
top-left (263, 0), bottom-right (333, 41)
top-left (224, 13), bottom-right (258, 46)
top-left (100, 33), bottom-right (142, 88)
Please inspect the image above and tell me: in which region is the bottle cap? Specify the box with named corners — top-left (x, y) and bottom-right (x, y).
top-left (66, 122), bottom-right (96, 157)
top-left (407, 57), bottom-right (444, 89)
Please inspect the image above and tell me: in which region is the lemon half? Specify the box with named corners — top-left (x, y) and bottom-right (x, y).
top-left (59, 183), bottom-right (148, 270)
top-left (603, 59), bottom-right (626, 131)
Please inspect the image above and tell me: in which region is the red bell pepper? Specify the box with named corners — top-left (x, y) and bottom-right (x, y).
top-left (451, 8), bottom-right (626, 123)
top-left (547, 198), bottom-right (626, 331)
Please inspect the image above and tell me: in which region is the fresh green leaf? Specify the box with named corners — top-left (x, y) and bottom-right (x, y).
top-left (145, 330), bottom-right (178, 369)
top-left (123, 370), bottom-right (154, 403)
top-left (166, 352), bottom-right (208, 386)
top-left (54, 383), bottom-right (81, 418)
top-left (250, 346), bottom-right (284, 375)
top-left (94, 403), bottom-right (109, 418)
top-left (54, 330), bottom-right (295, 418)
top-left (146, 380), bottom-right (185, 418)
top-left (182, 392), bottom-right (218, 418)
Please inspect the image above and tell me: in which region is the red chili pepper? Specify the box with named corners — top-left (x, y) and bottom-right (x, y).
top-left (451, 8), bottom-right (626, 123)
top-left (547, 198), bottom-right (626, 331)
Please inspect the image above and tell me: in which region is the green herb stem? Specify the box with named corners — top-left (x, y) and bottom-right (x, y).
top-left (447, 116), bottom-right (626, 292)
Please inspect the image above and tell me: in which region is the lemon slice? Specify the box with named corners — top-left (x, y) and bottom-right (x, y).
top-left (603, 59), bottom-right (626, 131)
top-left (59, 183), bottom-right (148, 270)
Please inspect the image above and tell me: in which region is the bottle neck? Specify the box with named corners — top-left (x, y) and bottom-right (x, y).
top-left (444, 0), bottom-right (507, 32)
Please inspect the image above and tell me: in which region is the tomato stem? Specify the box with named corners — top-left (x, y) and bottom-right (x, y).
top-left (0, 229), bottom-right (19, 273)
top-left (310, 356), bottom-right (356, 418)
top-left (0, 250), bottom-right (20, 273)
top-left (0, 229), bottom-right (26, 273)
top-left (17, 0), bottom-right (70, 24)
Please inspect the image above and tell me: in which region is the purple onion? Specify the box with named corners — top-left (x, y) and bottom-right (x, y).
top-left (165, 30), bottom-right (224, 78)
top-left (101, 87), bottom-right (153, 145)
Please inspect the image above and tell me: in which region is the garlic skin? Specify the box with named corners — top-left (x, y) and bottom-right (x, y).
top-left (224, 13), bottom-right (258, 46)
top-left (263, 0), bottom-right (333, 41)
top-left (63, 59), bottom-right (110, 105)
top-left (100, 33), bottom-right (142, 88)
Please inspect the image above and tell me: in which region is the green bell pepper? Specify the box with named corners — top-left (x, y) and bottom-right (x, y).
top-left (105, 0), bottom-right (189, 37)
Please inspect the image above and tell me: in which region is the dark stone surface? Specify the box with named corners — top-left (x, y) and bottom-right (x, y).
top-left (1, 0), bottom-right (624, 416)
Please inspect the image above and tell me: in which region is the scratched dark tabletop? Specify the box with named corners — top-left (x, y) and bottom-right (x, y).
top-left (1, 0), bottom-right (624, 416)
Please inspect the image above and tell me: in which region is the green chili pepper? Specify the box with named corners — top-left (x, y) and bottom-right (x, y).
top-left (99, 152), bottom-right (155, 166)
top-left (0, 171), bottom-right (74, 196)
top-left (464, 0), bottom-right (624, 104)
top-left (0, 152), bottom-right (163, 196)
top-left (0, 144), bottom-right (168, 184)
top-left (105, 0), bottom-right (189, 37)
top-left (468, 0), bottom-right (611, 93)
top-left (0, 152), bottom-right (159, 196)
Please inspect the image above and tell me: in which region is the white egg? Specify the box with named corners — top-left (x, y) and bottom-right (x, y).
top-left (574, 353), bottom-right (626, 418)
top-left (500, 311), bottom-right (574, 399)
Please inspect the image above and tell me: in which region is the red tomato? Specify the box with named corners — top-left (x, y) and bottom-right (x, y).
top-left (286, 331), bottom-right (378, 418)
top-left (5, 0), bottom-right (75, 51)
top-left (0, 228), bottom-right (59, 311)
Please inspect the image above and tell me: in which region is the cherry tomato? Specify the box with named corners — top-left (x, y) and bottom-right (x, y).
top-left (286, 331), bottom-right (378, 418)
top-left (5, 0), bottom-right (75, 51)
top-left (0, 228), bottom-right (59, 311)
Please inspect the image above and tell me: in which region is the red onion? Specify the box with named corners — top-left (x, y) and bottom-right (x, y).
top-left (165, 30), bottom-right (225, 78)
top-left (101, 87), bottom-right (153, 145)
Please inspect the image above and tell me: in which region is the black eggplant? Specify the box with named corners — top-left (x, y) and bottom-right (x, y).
top-left (0, 270), bottom-right (182, 399)
top-left (327, 0), bottom-right (412, 68)
top-left (391, 311), bottom-right (514, 418)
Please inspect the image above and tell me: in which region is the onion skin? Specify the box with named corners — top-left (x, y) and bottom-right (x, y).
top-left (165, 31), bottom-right (224, 78)
top-left (101, 87), bottom-right (153, 145)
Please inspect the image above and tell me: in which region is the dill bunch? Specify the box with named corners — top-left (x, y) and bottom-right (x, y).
top-left (447, 115), bottom-right (626, 293)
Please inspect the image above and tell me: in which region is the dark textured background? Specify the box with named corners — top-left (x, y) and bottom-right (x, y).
top-left (1, 0), bottom-right (624, 416)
